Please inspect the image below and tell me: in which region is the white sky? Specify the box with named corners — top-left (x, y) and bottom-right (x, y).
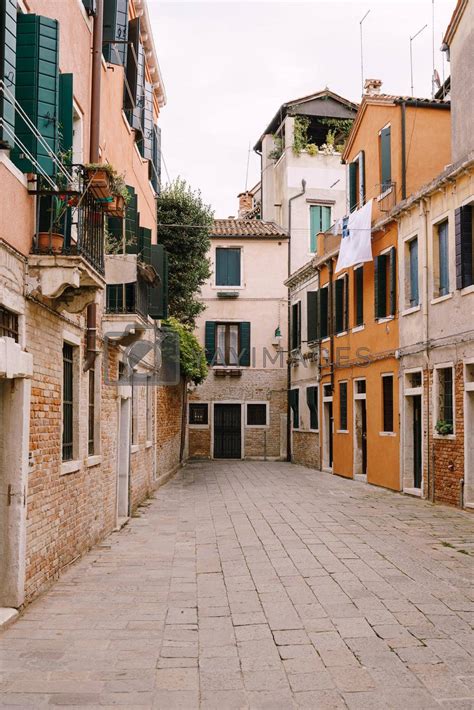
top-left (147, 0), bottom-right (455, 217)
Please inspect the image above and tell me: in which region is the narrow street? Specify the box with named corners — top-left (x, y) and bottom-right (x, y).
top-left (1, 461), bottom-right (473, 709)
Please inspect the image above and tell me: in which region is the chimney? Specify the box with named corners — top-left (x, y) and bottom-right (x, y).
top-left (237, 191), bottom-right (253, 217)
top-left (364, 79), bottom-right (383, 96)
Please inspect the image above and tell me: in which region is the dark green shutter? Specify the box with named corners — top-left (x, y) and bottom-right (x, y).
top-left (438, 221), bottom-right (449, 295)
top-left (344, 274), bottom-right (349, 331)
top-left (216, 248), bottom-right (240, 286)
top-left (380, 126), bottom-right (392, 191)
top-left (306, 386), bottom-right (318, 430)
top-left (138, 226), bottom-right (151, 264)
top-left (239, 321), bottom-right (251, 366)
top-left (359, 150), bottom-right (366, 205)
top-left (148, 243), bottom-right (168, 320)
top-left (339, 382), bottom-right (348, 430)
top-left (289, 389), bottom-right (299, 429)
top-left (455, 206), bottom-right (473, 289)
top-left (0, 0), bottom-right (17, 149)
top-left (82, 0), bottom-right (97, 16)
top-left (205, 321), bottom-right (216, 364)
top-left (389, 247), bottom-right (396, 316)
top-left (355, 266), bottom-right (364, 326)
top-left (320, 287), bottom-right (329, 339)
top-left (103, 0), bottom-right (128, 65)
top-left (139, 81), bottom-right (154, 160)
top-left (409, 239), bottom-right (419, 306)
top-left (374, 254), bottom-right (387, 319)
top-left (125, 185), bottom-right (138, 253)
top-left (149, 124), bottom-right (161, 193)
top-left (124, 17), bottom-right (140, 110)
top-left (126, 39), bottom-right (144, 131)
top-left (58, 73), bottom-right (73, 156)
top-left (307, 291), bottom-right (319, 342)
top-left (11, 14), bottom-right (59, 177)
top-left (349, 162), bottom-right (357, 212)
top-left (335, 278), bottom-right (344, 333)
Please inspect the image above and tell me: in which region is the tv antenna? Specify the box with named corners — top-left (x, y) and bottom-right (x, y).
top-left (360, 9), bottom-right (371, 96)
top-left (244, 140), bottom-right (251, 191)
top-left (410, 24), bottom-right (427, 97)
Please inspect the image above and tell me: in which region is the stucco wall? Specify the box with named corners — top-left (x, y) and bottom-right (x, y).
top-left (449, 0), bottom-right (474, 163)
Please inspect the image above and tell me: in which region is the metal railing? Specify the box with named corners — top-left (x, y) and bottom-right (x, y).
top-left (105, 277), bottom-right (148, 320)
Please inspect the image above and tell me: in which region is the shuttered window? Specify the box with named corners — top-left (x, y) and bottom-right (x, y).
top-left (409, 238), bottom-right (419, 306)
top-left (125, 38), bottom-right (145, 131)
top-left (291, 301), bottom-right (301, 350)
top-left (139, 81), bottom-right (154, 160)
top-left (349, 152), bottom-right (365, 212)
top-left (455, 206), bottom-right (473, 290)
top-left (374, 248), bottom-right (396, 319)
top-left (382, 375), bottom-right (394, 432)
top-left (124, 17), bottom-right (140, 110)
top-left (335, 275), bottom-right (348, 334)
top-left (354, 266), bottom-right (364, 326)
top-left (103, 0), bottom-right (128, 65)
top-left (437, 220), bottom-right (450, 296)
top-left (62, 343), bottom-right (74, 461)
top-left (310, 205), bottom-right (331, 253)
top-left (307, 291), bottom-right (319, 342)
top-left (320, 286), bottom-right (329, 338)
top-left (88, 365), bottom-right (96, 456)
top-left (150, 124), bottom-right (161, 194)
top-left (289, 389), bottom-right (299, 429)
top-left (125, 185), bottom-right (138, 252)
top-left (82, 0), bottom-right (97, 16)
top-left (138, 226), bottom-right (151, 264)
top-left (215, 247), bottom-right (241, 286)
top-left (58, 73), bottom-right (74, 155)
top-left (0, 0), bottom-right (17, 149)
top-left (380, 125), bottom-right (392, 192)
top-left (205, 321), bottom-right (250, 366)
top-left (306, 386), bottom-right (318, 430)
top-left (339, 382), bottom-right (348, 430)
top-left (148, 244), bottom-right (168, 320)
top-left (11, 14), bottom-right (59, 177)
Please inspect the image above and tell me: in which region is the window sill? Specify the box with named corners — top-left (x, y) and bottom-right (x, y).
top-left (189, 424), bottom-right (210, 429)
top-left (377, 185), bottom-right (393, 202)
top-left (211, 285), bottom-right (244, 290)
top-left (379, 431), bottom-right (396, 437)
top-left (131, 444), bottom-right (139, 453)
top-left (402, 305), bottom-right (421, 316)
top-left (352, 325), bottom-right (365, 333)
top-left (461, 284), bottom-right (474, 296)
top-left (431, 293), bottom-right (453, 305)
top-left (321, 337), bottom-right (330, 343)
top-left (86, 455), bottom-right (102, 468)
top-left (336, 331), bottom-right (348, 338)
top-left (246, 425), bottom-right (270, 429)
top-left (60, 459), bottom-right (81, 476)
top-left (376, 316), bottom-right (395, 324)
top-left (433, 433), bottom-right (456, 441)
top-left (337, 429), bottom-right (349, 434)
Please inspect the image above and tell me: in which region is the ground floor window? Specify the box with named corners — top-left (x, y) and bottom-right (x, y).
top-left (437, 367), bottom-right (454, 431)
top-left (88, 365), bottom-right (95, 456)
top-left (306, 386), bottom-right (318, 430)
top-left (0, 305), bottom-right (19, 342)
top-left (289, 389), bottom-right (299, 429)
top-left (189, 403), bottom-right (209, 426)
top-left (246, 403), bottom-right (268, 427)
top-left (339, 381), bottom-right (348, 430)
top-left (62, 343), bottom-right (74, 461)
top-left (382, 374), bottom-right (394, 432)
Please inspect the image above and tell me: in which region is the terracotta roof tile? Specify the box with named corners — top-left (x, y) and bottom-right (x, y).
top-left (211, 219), bottom-right (287, 238)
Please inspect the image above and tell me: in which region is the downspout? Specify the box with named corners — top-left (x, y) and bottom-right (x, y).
top-left (255, 148), bottom-right (263, 218)
top-left (401, 102), bottom-right (407, 201)
top-left (90, 0), bottom-right (104, 163)
top-left (328, 260), bottom-right (334, 394)
top-left (287, 179), bottom-right (306, 461)
top-left (421, 197), bottom-right (432, 500)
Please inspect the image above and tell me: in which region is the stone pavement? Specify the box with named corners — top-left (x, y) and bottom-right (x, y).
top-left (1, 461), bottom-right (473, 709)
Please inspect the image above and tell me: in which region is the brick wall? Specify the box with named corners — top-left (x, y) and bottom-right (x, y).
top-left (155, 380), bottom-right (183, 480)
top-left (292, 431), bottom-right (321, 469)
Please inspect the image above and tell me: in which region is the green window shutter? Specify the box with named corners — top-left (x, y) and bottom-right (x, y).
top-left (307, 291), bottom-right (319, 342)
top-left (409, 239), bottom-right (419, 306)
top-left (359, 150), bottom-right (366, 205)
top-left (374, 254), bottom-right (387, 319)
top-left (216, 248), bottom-right (240, 286)
top-left (139, 82), bottom-right (154, 160)
top-left (335, 278), bottom-right (344, 333)
top-left (438, 220), bottom-right (449, 295)
top-left (297, 301), bottom-right (301, 347)
top-left (124, 16), bottom-right (140, 110)
top-left (148, 244), bottom-right (168, 320)
top-left (322, 205), bottom-right (331, 232)
top-left (0, 0), bottom-right (17, 149)
top-left (339, 382), bottom-right (348, 430)
top-left (349, 162), bottom-right (357, 212)
top-left (380, 126), bottom-right (392, 191)
top-left (290, 389), bottom-right (299, 429)
top-left (125, 185), bottom-right (138, 253)
top-left (103, 0), bottom-right (128, 65)
top-left (11, 14), bottom-right (59, 177)
top-left (126, 39), bottom-right (144, 131)
top-left (310, 205), bottom-right (320, 253)
top-left (239, 321), bottom-right (251, 366)
top-left (320, 287), bottom-right (329, 339)
top-left (344, 273), bottom-right (349, 331)
top-left (138, 226), bottom-right (151, 264)
top-left (389, 247), bottom-right (396, 316)
top-left (149, 124), bottom-right (161, 193)
top-left (82, 0), bottom-right (97, 16)
top-left (374, 256), bottom-right (379, 318)
top-left (58, 73), bottom-right (73, 156)
top-left (355, 266), bottom-right (364, 326)
top-left (204, 321), bottom-right (216, 364)
top-left (306, 386), bottom-right (318, 430)
top-left (455, 206), bottom-right (473, 289)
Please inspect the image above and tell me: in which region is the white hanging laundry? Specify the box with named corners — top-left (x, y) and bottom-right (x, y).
top-left (335, 199), bottom-right (373, 273)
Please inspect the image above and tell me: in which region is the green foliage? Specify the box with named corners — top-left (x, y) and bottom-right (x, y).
top-left (157, 178), bottom-right (213, 326)
top-left (319, 118), bottom-right (354, 150)
top-left (306, 143), bottom-right (318, 156)
top-left (293, 116), bottom-right (310, 156)
top-left (268, 134), bottom-right (284, 161)
top-left (164, 317), bottom-right (208, 385)
top-left (435, 419), bottom-right (454, 436)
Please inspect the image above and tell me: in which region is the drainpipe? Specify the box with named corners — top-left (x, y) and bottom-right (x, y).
top-left (287, 179), bottom-right (306, 461)
top-left (400, 102), bottom-right (407, 201)
top-left (328, 259), bottom-right (334, 394)
top-left (83, 302), bottom-right (99, 372)
top-left (90, 0), bottom-right (104, 163)
top-left (421, 197), bottom-right (432, 500)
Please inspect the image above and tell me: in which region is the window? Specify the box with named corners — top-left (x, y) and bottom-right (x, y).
top-left (0, 306), bottom-right (19, 342)
top-left (334, 275), bottom-right (349, 334)
top-left (88, 365), bottom-right (95, 456)
top-left (291, 302), bottom-right (301, 350)
top-left (408, 238), bottom-right (419, 307)
top-left (189, 403), bottom-right (209, 426)
top-left (205, 321), bottom-right (251, 367)
top-left (349, 151), bottom-right (365, 212)
top-left (289, 389), bottom-right (299, 429)
top-left (62, 343), bottom-right (74, 461)
top-left (247, 403), bottom-right (268, 427)
top-left (319, 286), bottom-right (329, 338)
top-left (306, 386), bottom-right (318, 430)
top-left (307, 291), bottom-right (319, 342)
top-left (354, 266), bottom-right (364, 327)
top-left (131, 375), bottom-right (139, 445)
top-left (356, 379), bottom-right (366, 395)
top-left (379, 125), bottom-right (392, 192)
top-left (437, 367), bottom-right (454, 427)
top-left (339, 382), bottom-right (348, 430)
top-left (310, 205), bottom-right (331, 253)
top-left (215, 247), bottom-right (241, 286)
top-left (382, 375), bottom-right (394, 432)
top-left (455, 205), bottom-right (473, 289)
top-left (436, 220), bottom-right (450, 297)
top-left (72, 104), bottom-right (84, 164)
top-left (375, 248), bottom-right (396, 319)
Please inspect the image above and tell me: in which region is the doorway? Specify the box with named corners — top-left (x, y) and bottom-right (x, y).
top-left (117, 396), bottom-right (131, 520)
top-left (322, 386), bottom-right (333, 471)
top-left (354, 380), bottom-right (367, 478)
top-left (412, 395), bottom-right (422, 489)
top-left (214, 404), bottom-right (242, 459)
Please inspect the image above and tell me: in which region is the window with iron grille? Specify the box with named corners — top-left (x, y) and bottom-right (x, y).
top-left (247, 403), bottom-right (267, 427)
top-left (437, 367), bottom-right (454, 426)
top-left (62, 343), bottom-right (74, 461)
top-left (0, 306), bottom-right (19, 342)
top-left (189, 403), bottom-right (209, 426)
top-left (339, 382), bottom-right (348, 430)
top-left (88, 365), bottom-right (95, 456)
top-left (382, 375), bottom-right (394, 432)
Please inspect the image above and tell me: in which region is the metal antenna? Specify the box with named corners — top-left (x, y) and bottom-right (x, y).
top-left (244, 140), bottom-right (251, 192)
top-left (410, 24), bottom-right (427, 97)
top-left (360, 9), bottom-right (371, 96)
top-left (432, 0), bottom-right (436, 98)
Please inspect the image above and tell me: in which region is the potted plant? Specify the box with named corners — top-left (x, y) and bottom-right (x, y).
top-left (84, 162), bottom-right (114, 199)
top-left (106, 172), bottom-right (131, 217)
top-left (435, 419), bottom-right (454, 436)
top-left (37, 195), bottom-right (73, 254)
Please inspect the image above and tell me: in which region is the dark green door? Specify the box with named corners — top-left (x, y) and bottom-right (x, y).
top-left (214, 404), bottom-right (241, 459)
top-left (413, 396), bottom-right (422, 489)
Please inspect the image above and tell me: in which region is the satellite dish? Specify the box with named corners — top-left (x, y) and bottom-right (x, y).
top-left (433, 69), bottom-right (441, 88)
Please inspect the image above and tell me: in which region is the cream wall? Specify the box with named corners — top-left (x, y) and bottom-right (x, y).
top-left (448, 0), bottom-right (474, 163)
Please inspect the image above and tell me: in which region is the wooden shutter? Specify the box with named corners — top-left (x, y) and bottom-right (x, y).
top-left (355, 266), bottom-right (364, 326)
top-left (227, 248), bottom-right (240, 286)
top-left (103, 0), bottom-right (128, 65)
top-left (125, 185), bottom-right (138, 253)
top-left (148, 244), bottom-right (168, 319)
top-left (239, 322), bottom-right (251, 366)
top-left (322, 206), bottom-right (331, 232)
top-left (306, 386), bottom-right (318, 430)
top-left (204, 322), bottom-right (216, 364)
top-left (380, 126), bottom-right (392, 191)
top-left (374, 254), bottom-right (388, 319)
top-left (215, 248), bottom-right (226, 285)
top-left (310, 206), bottom-right (320, 252)
top-left (307, 291), bottom-right (319, 342)
top-left (320, 287), bottom-right (329, 338)
top-left (455, 206), bottom-right (473, 289)
top-left (290, 389), bottom-right (299, 429)
top-left (343, 273), bottom-right (349, 331)
top-left (0, 0), bottom-right (17, 149)
top-left (358, 150), bottom-right (366, 205)
top-left (349, 162), bottom-right (358, 212)
top-left (82, 0), bottom-right (97, 16)
top-left (389, 247), bottom-right (396, 316)
top-left (140, 81), bottom-right (154, 160)
top-left (409, 239), bottom-right (419, 306)
top-left (149, 124), bottom-right (161, 193)
top-left (438, 221), bottom-right (449, 295)
top-left (127, 40), bottom-right (145, 131)
top-left (335, 278), bottom-right (344, 333)
top-left (124, 17), bottom-right (140, 110)
top-left (138, 226), bottom-right (151, 264)
top-left (11, 14), bottom-right (59, 177)
top-left (297, 301), bottom-right (301, 347)
top-left (58, 73), bottom-right (74, 155)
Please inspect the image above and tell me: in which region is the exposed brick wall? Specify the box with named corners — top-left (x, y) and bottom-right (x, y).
top-left (156, 380), bottom-right (183, 479)
top-left (189, 428), bottom-right (211, 459)
top-left (292, 431), bottom-right (321, 469)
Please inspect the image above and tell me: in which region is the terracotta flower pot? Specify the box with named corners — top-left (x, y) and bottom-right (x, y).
top-left (86, 168), bottom-right (112, 200)
top-left (37, 231), bottom-right (64, 254)
top-left (106, 194), bottom-right (125, 217)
